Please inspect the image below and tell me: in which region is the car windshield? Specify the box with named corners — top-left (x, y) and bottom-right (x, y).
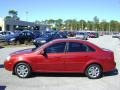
top-left (76, 32), bottom-right (85, 35)
top-left (90, 32), bottom-right (97, 35)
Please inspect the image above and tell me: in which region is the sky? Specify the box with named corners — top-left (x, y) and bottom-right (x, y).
top-left (0, 0), bottom-right (120, 22)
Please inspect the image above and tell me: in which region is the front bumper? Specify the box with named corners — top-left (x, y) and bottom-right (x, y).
top-left (4, 60), bottom-right (13, 71)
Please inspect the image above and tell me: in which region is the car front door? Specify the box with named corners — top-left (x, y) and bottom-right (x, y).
top-left (65, 42), bottom-right (95, 72)
top-left (36, 42), bottom-right (66, 72)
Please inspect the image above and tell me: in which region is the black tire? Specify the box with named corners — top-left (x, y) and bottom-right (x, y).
top-left (85, 64), bottom-right (102, 79)
top-left (24, 40), bottom-right (29, 45)
top-left (11, 41), bottom-right (16, 45)
top-left (15, 62), bottom-right (31, 78)
top-left (16, 41), bottom-right (20, 45)
top-left (29, 39), bottom-right (33, 45)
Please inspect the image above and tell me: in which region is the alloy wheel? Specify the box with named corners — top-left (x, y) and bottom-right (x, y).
top-left (15, 63), bottom-right (31, 78)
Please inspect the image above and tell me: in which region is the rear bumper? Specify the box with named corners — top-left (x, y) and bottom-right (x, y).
top-left (103, 62), bottom-right (116, 72)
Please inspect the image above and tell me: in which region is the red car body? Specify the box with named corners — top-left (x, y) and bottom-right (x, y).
top-left (4, 39), bottom-right (116, 78)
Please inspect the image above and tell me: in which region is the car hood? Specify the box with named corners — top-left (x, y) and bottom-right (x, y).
top-left (10, 48), bottom-right (33, 56)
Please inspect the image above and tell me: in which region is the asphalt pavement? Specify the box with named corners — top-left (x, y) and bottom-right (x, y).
top-left (0, 35), bottom-right (120, 90)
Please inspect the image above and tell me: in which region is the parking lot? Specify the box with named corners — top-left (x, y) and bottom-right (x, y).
top-left (0, 35), bottom-right (120, 90)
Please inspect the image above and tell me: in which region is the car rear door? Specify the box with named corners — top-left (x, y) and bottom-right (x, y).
top-left (64, 42), bottom-right (95, 72)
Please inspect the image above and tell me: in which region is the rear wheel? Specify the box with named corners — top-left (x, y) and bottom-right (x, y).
top-left (15, 63), bottom-right (31, 78)
top-left (85, 64), bottom-right (102, 79)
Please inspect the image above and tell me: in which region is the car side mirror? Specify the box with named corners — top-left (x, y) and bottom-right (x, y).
top-left (39, 49), bottom-right (45, 55)
top-left (39, 49), bottom-right (48, 58)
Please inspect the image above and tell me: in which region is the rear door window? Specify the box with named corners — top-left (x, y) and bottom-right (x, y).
top-left (68, 42), bottom-right (95, 52)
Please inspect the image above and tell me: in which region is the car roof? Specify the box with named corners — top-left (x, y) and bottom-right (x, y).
top-left (50, 38), bottom-right (86, 43)
top-left (49, 39), bottom-right (101, 50)
top-left (34, 38), bottom-right (102, 53)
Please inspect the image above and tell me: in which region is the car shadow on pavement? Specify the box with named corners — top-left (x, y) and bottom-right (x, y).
top-left (31, 69), bottom-right (118, 78)
top-left (0, 64), bottom-right (4, 68)
top-left (0, 86), bottom-right (6, 90)
top-left (31, 73), bottom-right (85, 78)
top-left (103, 69), bottom-right (119, 77)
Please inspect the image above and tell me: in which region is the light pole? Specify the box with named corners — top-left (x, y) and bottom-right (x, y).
top-left (82, 21), bottom-right (83, 30)
top-left (26, 11), bottom-right (29, 21)
top-left (109, 22), bottom-right (111, 33)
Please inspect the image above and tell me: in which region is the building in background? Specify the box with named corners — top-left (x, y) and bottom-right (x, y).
top-left (0, 17), bottom-right (48, 31)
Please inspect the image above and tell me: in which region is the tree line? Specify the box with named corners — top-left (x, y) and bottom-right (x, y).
top-left (36, 16), bottom-right (120, 32)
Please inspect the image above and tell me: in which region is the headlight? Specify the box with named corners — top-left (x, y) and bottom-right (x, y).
top-left (10, 38), bottom-right (15, 41)
top-left (40, 40), bottom-right (46, 43)
top-left (6, 56), bottom-right (11, 61)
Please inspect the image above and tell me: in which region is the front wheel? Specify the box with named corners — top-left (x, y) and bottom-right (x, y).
top-left (85, 64), bottom-right (102, 79)
top-left (15, 63), bottom-right (31, 78)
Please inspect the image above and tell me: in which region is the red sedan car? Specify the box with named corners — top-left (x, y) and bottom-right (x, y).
top-left (4, 39), bottom-right (116, 79)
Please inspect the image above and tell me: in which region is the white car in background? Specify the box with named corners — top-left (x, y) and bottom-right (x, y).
top-left (0, 31), bottom-right (14, 42)
top-left (75, 32), bottom-right (88, 40)
top-left (112, 33), bottom-right (120, 39)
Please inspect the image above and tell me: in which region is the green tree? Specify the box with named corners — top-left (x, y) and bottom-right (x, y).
top-left (117, 22), bottom-right (120, 32)
top-left (110, 20), bottom-right (119, 32)
top-left (99, 20), bottom-right (108, 31)
top-left (64, 19), bottom-right (73, 30)
top-left (35, 20), bottom-right (41, 24)
top-left (55, 19), bottom-right (63, 30)
top-left (79, 20), bottom-right (86, 30)
top-left (9, 10), bottom-right (18, 17)
top-left (86, 21), bottom-right (93, 30)
top-left (9, 10), bottom-right (19, 20)
top-left (4, 16), bottom-right (12, 20)
top-left (5, 10), bottom-right (19, 20)
top-left (71, 19), bottom-right (78, 30)
top-left (47, 19), bottom-right (55, 24)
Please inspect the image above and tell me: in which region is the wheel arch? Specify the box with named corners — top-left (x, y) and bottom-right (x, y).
top-left (13, 61), bottom-right (32, 74)
top-left (83, 62), bottom-right (103, 73)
